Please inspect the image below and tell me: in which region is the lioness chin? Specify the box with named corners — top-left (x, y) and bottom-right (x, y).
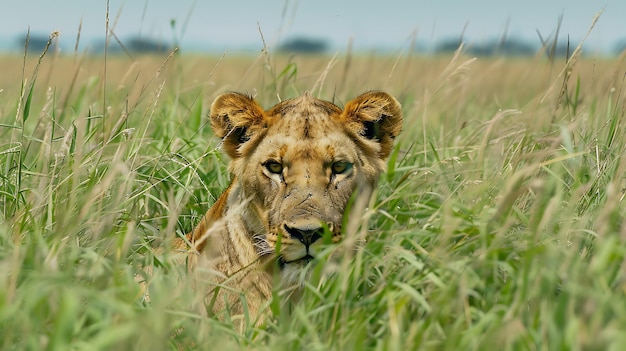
top-left (174, 91), bottom-right (402, 322)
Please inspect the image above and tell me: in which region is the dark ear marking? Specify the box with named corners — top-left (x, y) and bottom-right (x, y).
top-left (209, 92), bottom-right (269, 159)
top-left (362, 120), bottom-right (380, 140)
top-left (231, 127), bottom-right (249, 143)
top-left (337, 91), bottom-right (403, 159)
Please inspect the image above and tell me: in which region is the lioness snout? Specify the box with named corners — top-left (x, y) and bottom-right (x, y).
top-left (284, 225), bottom-right (324, 248)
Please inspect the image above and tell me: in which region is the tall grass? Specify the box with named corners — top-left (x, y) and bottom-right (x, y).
top-left (1, 32), bottom-right (626, 350)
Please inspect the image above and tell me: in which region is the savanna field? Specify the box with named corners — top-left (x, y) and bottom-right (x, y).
top-left (1, 39), bottom-right (626, 350)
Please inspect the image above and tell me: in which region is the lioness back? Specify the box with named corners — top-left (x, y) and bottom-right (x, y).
top-left (175, 91), bottom-right (402, 321)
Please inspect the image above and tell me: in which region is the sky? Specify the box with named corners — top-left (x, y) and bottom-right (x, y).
top-left (0, 0), bottom-right (622, 54)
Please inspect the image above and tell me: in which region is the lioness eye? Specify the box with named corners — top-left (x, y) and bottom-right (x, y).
top-left (264, 161), bottom-right (283, 174)
top-left (331, 161), bottom-right (353, 174)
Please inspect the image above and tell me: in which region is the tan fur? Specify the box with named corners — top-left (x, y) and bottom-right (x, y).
top-left (174, 91), bottom-right (403, 322)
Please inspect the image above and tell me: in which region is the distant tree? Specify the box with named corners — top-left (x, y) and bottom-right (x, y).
top-left (435, 38), bottom-right (464, 54)
top-left (278, 37), bottom-right (329, 54)
top-left (127, 37), bottom-right (172, 54)
top-left (498, 39), bottom-right (536, 56)
top-left (469, 38), bottom-right (536, 57)
top-left (540, 41), bottom-right (580, 60)
top-left (16, 32), bottom-right (58, 54)
top-left (89, 36), bottom-right (172, 55)
top-left (435, 37), bottom-right (535, 57)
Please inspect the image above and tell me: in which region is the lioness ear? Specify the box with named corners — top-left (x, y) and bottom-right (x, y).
top-left (339, 91), bottom-right (403, 159)
top-left (209, 92), bottom-right (269, 159)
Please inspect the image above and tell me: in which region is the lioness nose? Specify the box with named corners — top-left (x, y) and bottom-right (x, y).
top-left (284, 225), bottom-right (324, 248)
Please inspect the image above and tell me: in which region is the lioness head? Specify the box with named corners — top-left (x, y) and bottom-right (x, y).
top-left (210, 91), bottom-right (402, 279)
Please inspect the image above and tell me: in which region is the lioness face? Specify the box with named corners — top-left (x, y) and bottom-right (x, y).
top-left (210, 92), bottom-right (402, 277)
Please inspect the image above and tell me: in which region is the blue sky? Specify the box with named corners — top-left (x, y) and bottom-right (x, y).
top-left (0, 0), bottom-right (622, 53)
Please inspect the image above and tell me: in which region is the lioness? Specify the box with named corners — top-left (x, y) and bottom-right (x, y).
top-left (175, 91), bottom-right (402, 321)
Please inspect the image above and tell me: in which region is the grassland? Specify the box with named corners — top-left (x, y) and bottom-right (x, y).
top-left (1, 42), bottom-right (626, 350)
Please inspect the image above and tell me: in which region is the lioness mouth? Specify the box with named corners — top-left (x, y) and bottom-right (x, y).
top-left (294, 254), bottom-right (315, 263)
top-left (279, 254), bottom-right (315, 268)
